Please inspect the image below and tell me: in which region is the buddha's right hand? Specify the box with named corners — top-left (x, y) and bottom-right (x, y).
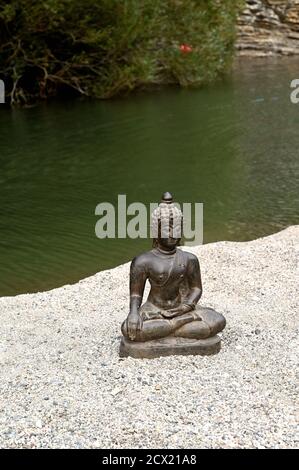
top-left (127, 311), bottom-right (143, 341)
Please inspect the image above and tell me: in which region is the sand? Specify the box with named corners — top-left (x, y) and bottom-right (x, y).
top-left (0, 226), bottom-right (298, 448)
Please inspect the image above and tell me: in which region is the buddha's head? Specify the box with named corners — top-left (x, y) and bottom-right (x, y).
top-left (151, 192), bottom-right (183, 251)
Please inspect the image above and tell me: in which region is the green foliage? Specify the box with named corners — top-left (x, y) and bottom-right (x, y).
top-left (0, 0), bottom-right (244, 105)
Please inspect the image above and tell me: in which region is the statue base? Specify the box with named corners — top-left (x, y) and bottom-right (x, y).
top-left (119, 335), bottom-right (221, 359)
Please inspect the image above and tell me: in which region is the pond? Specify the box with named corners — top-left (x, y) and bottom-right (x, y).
top-left (0, 57), bottom-right (298, 296)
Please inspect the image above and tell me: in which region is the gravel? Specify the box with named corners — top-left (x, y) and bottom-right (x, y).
top-left (0, 226), bottom-right (298, 449)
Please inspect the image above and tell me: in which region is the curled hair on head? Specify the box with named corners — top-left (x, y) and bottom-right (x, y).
top-left (151, 196), bottom-right (183, 242)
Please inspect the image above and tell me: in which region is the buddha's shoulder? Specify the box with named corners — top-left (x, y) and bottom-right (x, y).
top-left (180, 249), bottom-right (200, 265)
top-left (130, 251), bottom-right (154, 268)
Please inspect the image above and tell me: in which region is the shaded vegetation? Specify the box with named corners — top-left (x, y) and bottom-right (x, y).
top-left (0, 0), bottom-right (243, 106)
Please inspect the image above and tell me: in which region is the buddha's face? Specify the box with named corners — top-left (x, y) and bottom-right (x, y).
top-left (158, 237), bottom-right (181, 250)
top-left (154, 220), bottom-right (182, 251)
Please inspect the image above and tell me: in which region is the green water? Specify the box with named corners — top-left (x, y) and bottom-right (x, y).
top-left (0, 57), bottom-right (298, 296)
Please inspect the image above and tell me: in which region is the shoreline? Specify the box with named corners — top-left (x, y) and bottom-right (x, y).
top-left (0, 225), bottom-right (298, 448)
top-left (1, 225), bottom-right (297, 301)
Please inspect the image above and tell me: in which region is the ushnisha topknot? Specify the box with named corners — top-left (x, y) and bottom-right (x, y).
top-left (151, 192), bottom-right (183, 239)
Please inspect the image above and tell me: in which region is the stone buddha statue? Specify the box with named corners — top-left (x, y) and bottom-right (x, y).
top-left (120, 192), bottom-right (226, 358)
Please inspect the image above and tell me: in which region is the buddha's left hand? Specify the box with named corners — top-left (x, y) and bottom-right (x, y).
top-left (162, 304), bottom-right (192, 318)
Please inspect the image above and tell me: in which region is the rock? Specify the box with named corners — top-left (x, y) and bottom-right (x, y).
top-left (111, 387), bottom-right (122, 397)
top-left (35, 420), bottom-right (43, 429)
top-left (237, 1), bottom-right (299, 56)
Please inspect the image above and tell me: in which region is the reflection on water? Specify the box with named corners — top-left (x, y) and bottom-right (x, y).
top-left (0, 57), bottom-right (298, 296)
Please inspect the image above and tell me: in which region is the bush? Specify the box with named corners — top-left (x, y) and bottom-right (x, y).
top-left (0, 0), bottom-right (243, 106)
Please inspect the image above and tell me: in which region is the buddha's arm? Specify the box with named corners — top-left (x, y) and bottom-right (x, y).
top-left (184, 254), bottom-right (203, 308)
top-left (129, 256), bottom-right (147, 314)
top-left (126, 256), bottom-right (148, 340)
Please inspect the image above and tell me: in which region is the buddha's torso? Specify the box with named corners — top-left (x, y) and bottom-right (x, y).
top-left (145, 249), bottom-right (188, 309)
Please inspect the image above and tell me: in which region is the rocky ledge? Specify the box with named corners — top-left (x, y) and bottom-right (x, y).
top-left (237, 0), bottom-right (299, 56)
top-left (0, 226), bottom-right (297, 448)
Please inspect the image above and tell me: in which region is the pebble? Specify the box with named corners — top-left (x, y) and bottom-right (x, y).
top-left (111, 388), bottom-right (122, 397)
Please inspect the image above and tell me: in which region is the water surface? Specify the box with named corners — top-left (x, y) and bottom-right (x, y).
top-left (0, 57), bottom-right (298, 296)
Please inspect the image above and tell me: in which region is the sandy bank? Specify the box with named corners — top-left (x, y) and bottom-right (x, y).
top-left (0, 226), bottom-right (298, 448)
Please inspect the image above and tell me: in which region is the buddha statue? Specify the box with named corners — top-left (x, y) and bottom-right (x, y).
top-left (120, 192), bottom-right (226, 358)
